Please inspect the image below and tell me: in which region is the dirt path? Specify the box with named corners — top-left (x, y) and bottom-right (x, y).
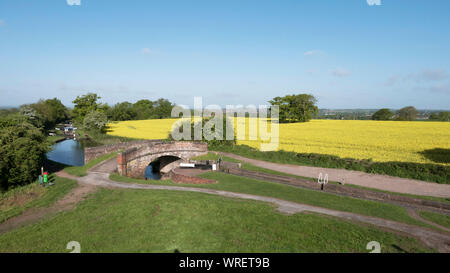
top-left (406, 208), bottom-right (450, 233)
top-left (218, 152), bottom-right (450, 198)
top-left (77, 169), bottom-right (450, 252)
top-left (0, 174), bottom-right (97, 234)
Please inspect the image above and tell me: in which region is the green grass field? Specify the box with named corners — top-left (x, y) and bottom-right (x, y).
top-left (110, 172), bottom-right (432, 228)
top-left (0, 187), bottom-right (433, 253)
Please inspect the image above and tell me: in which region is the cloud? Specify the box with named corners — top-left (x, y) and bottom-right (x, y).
top-left (429, 83), bottom-right (450, 94)
top-left (141, 48), bottom-right (153, 54)
top-left (384, 75), bottom-right (401, 86)
top-left (408, 69), bottom-right (448, 82)
top-left (0, 19), bottom-right (5, 26)
top-left (66, 0), bottom-right (81, 6)
top-left (304, 50), bottom-right (323, 56)
top-left (386, 69), bottom-right (448, 86)
top-left (366, 0), bottom-right (381, 6)
top-left (331, 68), bottom-right (351, 77)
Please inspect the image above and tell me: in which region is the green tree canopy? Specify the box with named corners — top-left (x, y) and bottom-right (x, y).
top-left (83, 110), bottom-right (108, 133)
top-left (397, 106), bottom-right (418, 121)
top-left (372, 108), bottom-right (394, 121)
top-left (429, 111), bottom-right (450, 121)
top-left (72, 93), bottom-right (102, 122)
top-left (108, 102), bottom-right (137, 121)
top-left (0, 117), bottom-right (49, 191)
top-left (22, 98), bottom-right (69, 129)
top-left (133, 99), bottom-right (154, 120)
top-left (269, 94), bottom-right (318, 123)
top-left (151, 98), bottom-right (174, 119)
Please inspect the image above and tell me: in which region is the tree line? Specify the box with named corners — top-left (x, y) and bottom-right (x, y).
top-left (372, 106), bottom-right (450, 121)
top-left (71, 93), bottom-right (174, 132)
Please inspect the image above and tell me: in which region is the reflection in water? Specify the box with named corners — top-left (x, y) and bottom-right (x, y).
top-left (46, 139), bottom-right (85, 166)
top-left (145, 164), bottom-right (162, 180)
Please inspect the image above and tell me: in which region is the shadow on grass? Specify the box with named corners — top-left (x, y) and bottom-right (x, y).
top-left (419, 148), bottom-right (450, 164)
top-left (43, 158), bottom-right (69, 173)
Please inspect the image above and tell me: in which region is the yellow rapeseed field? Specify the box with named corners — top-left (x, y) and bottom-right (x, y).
top-left (107, 119), bottom-right (450, 165)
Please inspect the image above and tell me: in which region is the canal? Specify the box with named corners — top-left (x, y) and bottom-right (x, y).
top-left (46, 139), bottom-right (85, 166)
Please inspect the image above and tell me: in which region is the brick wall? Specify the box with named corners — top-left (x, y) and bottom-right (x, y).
top-left (84, 140), bottom-right (163, 164)
top-left (168, 169), bottom-right (216, 184)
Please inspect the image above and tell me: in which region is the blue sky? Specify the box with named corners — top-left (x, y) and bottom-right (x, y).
top-left (0, 0), bottom-right (449, 109)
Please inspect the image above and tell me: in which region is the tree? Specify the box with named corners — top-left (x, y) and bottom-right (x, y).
top-left (151, 98), bottom-right (174, 119)
top-left (0, 117), bottom-right (49, 191)
top-left (72, 93), bottom-right (102, 122)
top-left (46, 98), bottom-right (69, 123)
top-left (429, 111), bottom-right (450, 121)
top-left (133, 99), bottom-right (154, 120)
top-left (372, 108), bottom-right (394, 121)
top-left (83, 110), bottom-right (108, 133)
top-left (269, 94), bottom-right (318, 123)
top-left (108, 102), bottom-right (137, 121)
top-left (24, 98), bottom-right (68, 130)
top-left (19, 105), bottom-right (44, 128)
top-left (397, 106), bottom-right (418, 121)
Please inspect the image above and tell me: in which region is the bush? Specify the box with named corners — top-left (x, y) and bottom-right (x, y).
top-left (0, 119), bottom-right (50, 191)
top-left (83, 110), bottom-right (108, 133)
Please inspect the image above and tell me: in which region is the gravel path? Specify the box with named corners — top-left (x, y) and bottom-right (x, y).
top-left (218, 152), bottom-right (450, 198)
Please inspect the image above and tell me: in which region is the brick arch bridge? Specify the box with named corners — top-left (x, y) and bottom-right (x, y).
top-left (117, 141), bottom-right (208, 178)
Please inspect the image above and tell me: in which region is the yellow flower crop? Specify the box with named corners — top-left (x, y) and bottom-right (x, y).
top-left (107, 119), bottom-right (450, 165)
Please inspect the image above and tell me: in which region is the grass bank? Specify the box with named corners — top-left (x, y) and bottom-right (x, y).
top-left (0, 187), bottom-right (434, 253)
top-left (0, 175), bottom-right (77, 223)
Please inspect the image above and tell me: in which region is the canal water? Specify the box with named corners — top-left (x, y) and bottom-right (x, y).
top-left (46, 139), bottom-right (85, 166)
top-left (145, 165), bottom-right (162, 180)
top-left (47, 139), bottom-right (162, 179)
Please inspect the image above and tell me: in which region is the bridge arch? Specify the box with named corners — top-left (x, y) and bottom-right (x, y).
top-left (117, 141), bottom-right (208, 178)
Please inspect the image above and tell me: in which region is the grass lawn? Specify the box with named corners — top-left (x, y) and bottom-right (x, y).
top-left (0, 187), bottom-right (434, 253)
top-left (419, 211), bottom-right (450, 229)
top-left (64, 152), bottom-right (118, 177)
top-left (0, 175), bottom-right (77, 223)
top-left (109, 172), bottom-right (431, 228)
